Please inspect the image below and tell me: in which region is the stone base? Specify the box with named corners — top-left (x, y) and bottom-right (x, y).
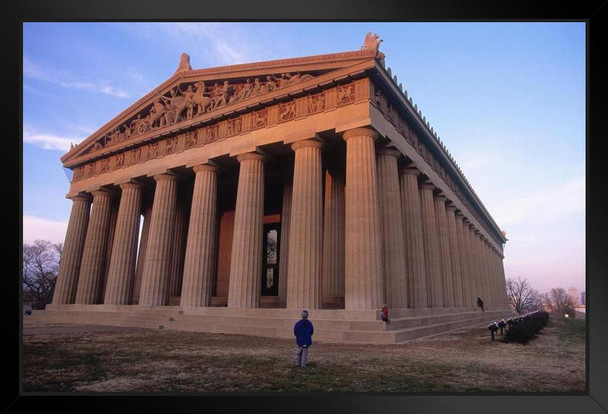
top-left (32, 305), bottom-right (515, 344)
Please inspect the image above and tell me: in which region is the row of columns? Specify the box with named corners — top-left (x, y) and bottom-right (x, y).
top-left (53, 126), bottom-right (508, 311)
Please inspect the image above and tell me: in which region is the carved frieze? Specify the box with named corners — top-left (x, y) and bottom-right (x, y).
top-left (71, 79), bottom-right (368, 183)
top-left (80, 71), bottom-right (320, 157)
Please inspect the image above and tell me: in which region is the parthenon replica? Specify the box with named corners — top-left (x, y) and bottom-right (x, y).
top-left (43, 34), bottom-right (511, 343)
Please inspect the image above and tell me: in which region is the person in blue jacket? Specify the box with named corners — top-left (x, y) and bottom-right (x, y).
top-left (294, 309), bottom-right (314, 367)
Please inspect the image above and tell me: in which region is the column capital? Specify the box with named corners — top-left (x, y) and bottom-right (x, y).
top-left (119, 181), bottom-right (145, 191)
top-left (419, 182), bottom-right (435, 191)
top-left (291, 139), bottom-right (324, 151)
top-left (68, 192), bottom-right (92, 202)
top-left (377, 147), bottom-right (402, 158)
top-left (153, 172), bottom-right (180, 182)
top-left (455, 211), bottom-right (465, 219)
top-left (236, 152), bottom-right (266, 163)
top-left (433, 193), bottom-right (448, 203)
top-left (90, 188), bottom-right (115, 198)
top-left (342, 127), bottom-right (379, 141)
top-left (446, 204), bottom-right (457, 212)
top-left (192, 163), bottom-right (219, 173)
top-left (399, 166), bottom-right (421, 176)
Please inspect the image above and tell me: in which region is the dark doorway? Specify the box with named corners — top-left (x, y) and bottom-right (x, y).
top-left (261, 222), bottom-right (280, 296)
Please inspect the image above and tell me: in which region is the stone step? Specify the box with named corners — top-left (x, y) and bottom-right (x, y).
top-left (384, 310), bottom-right (506, 330)
top-left (26, 306), bottom-right (515, 344)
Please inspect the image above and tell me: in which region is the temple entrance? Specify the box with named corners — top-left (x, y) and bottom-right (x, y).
top-left (261, 222), bottom-right (280, 296)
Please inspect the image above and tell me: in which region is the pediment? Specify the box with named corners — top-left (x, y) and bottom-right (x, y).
top-left (61, 48), bottom-right (381, 167)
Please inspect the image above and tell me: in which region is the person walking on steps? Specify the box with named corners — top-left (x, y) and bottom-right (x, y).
top-left (477, 297), bottom-right (485, 312)
top-left (381, 304), bottom-right (391, 325)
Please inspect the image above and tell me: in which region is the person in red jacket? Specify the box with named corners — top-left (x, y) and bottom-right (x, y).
top-left (381, 304), bottom-right (391, 325)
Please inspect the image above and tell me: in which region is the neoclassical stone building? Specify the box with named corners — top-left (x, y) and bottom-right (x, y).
top-left (46, 34), bottom-right (510, 343)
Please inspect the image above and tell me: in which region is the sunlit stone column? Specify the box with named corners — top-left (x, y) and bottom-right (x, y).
top-left (287, 139), bottom-right (324, 309)
top-left (498, 251), bottom-right (509, 307)
top-left (377, 148), bottom-right (407, 308)
top-left (494, 247), bottom-right (506, 307)
top-left (180, 164), bottom-right (218, 307)
top-left (104, 182), bottom-right (143, 305)
top-left (74, 189), bottom-right (114, 304)
top-left (169, 187), bottom-right (190, 299)
top-left (53, 193), bottom-right (91, 304)
top-left (464, 220), bottom-right (481, 302)
top-left (138, 173), bottom-right (179, 306)
top-left (420, 182), bottom-right (443, 308)
top-left (482, 237), bottom-right (494, 307)
top-left (434, 193), bottom-right (454, 308)
top-left (455, 212), bottom-right (473, 308)
top-left (474, 230), bottom-right (490, 306)
top-left (342, 127), bottom-right (384, 310)
top-left (322, 167), bottom-right (345, 303)
top-left (446, 204), bottom-right (464, 307)
top-left (279, 175), bottom-right (293, 302)
top-left (399, 166), bottom-right (427, 308)
top-left (489, 245), bottom-right (501, 307)
top-left (228, 152), bottom-right (265, 308)
top-left (485, 241), bottom-right (498, 307)
top-left (132, 204), bottom-right (151, 304)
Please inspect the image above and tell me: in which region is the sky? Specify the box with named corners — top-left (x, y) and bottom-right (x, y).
top-left (22, 22), bottom-right (586, 296)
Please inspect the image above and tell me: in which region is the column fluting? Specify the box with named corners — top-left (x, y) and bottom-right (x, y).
top-left (74, 189), bottom-right (114, 304)
top-left (104, 182), bottom-right (143, 305)
top-left (53, 194), bottom-right (91, 304)
top-left (446, 204), bottom-right (464, 307)
top-left (455, 212), bottom-right (473, 308)
top-left (322, 167), bottom-right (345, 303)
top-left (279, 175), bottom-right (293, 302)
top-left (377, 148), bottom-right (407, 308)
top-left (419, 182), bottom-right (443, 308)
top-left (399, 167), bottom-right (427, 308)
top-left (286, 139), bottom-right (324, 309)
top-left (342, 127), bottom-right (384, 310)
top-left (132, 204), bottom-right (151, 304)
top-left (180, 164), bottom-right (218, 307)
top-left (228, 152), bottom-right (265, 308)
top-left (138, 173), bottom-right (179, 306)
top-left (434, 194), bottom-right (454, 308)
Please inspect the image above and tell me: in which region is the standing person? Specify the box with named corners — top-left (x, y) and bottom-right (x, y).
top-left (477, 297), bottom-right (485, 312)
top-left (380, 304), bottom-right (391, 325)
top-left (294, 310), bottom-right (314, 367)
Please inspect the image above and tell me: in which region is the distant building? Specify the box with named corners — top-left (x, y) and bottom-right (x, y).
top-left (581, 292), bottom-right (586, 306)
top-left (568, 287), bottom-right (579, 306)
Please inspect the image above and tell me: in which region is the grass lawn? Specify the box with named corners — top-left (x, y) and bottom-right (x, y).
top-left (21, 316), bottom-right (586, 393)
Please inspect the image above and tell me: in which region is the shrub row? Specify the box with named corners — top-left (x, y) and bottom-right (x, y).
top-left (487, 311), bottom-right (550, 343)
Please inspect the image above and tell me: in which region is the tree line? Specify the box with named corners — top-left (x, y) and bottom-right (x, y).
top-left (506, 277), bottom-right (579, 317)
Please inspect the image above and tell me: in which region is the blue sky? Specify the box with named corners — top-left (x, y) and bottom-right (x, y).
top-left (22, 22), bottom-right (585, 296)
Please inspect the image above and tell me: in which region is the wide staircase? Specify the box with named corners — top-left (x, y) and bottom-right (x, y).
top-left (24, 304), bottom-right (514, 344)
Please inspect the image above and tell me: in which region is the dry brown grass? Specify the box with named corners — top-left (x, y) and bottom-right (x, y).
top-left (22, 316), bottom-right (585, 393)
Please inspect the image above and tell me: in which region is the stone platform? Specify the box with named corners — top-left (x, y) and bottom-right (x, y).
top-left (26, 305), bottom-right (515, 344)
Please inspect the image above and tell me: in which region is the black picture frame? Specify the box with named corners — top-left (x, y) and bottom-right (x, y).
top-left (8, 1), bottom-right (607, 413)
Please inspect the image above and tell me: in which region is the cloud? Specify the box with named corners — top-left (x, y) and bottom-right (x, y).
top-left (23, 56), bottom-right (131, 98)
top-left (23, 125), bottom-right (83, 152)
top-left (23, 215), bottom-right (67, 245)
top-left (121, 23), bottom-right (277, 68)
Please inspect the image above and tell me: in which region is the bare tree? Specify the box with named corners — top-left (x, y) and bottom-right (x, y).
top-left (542, 287), bottom-right (576, 317)
top-left (22, 240), bottom-right (62, 310)
top-left (506, 277), bottom-right (541, 314)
